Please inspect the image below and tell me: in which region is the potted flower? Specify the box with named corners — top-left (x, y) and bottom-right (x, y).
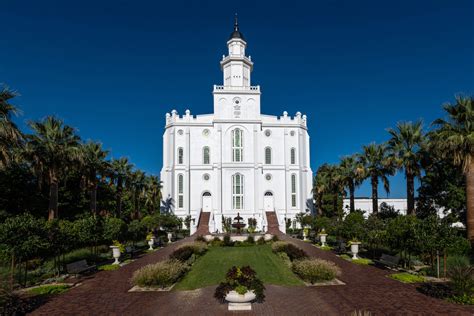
top-left (318, 228), bottom-right (328, 247)
top-left (303, 227), bottom-right (309, 241)
top-left (110, 240), bottom-right (124, 265)
top-left (146, 232), bottom-right (155, 250)
top-left (167, 231), bottom-right (173, 244)
top-left (349, 239), bottom-right (361, 259)
top-left (214, 266), bottom-right (265, 311)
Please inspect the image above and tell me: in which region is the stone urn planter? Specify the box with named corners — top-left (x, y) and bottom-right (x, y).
top-left (350, 241), bottom-right (361, 259)
top-left (319, 233), bottom-right (328, 247)
top-left (110, 246), bottom-right (121, 265)
top-left (147, 237), bottom-right (155, 250)
top-left (167, 232), bottom-right (173, 243)
top-left (225, 290), bottom-right (256, 311)
top-left (303, 228), bottom-right (309, 241)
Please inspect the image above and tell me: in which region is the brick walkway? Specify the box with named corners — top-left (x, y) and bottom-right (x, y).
top-left (32, 236), bottom-right (474, 315)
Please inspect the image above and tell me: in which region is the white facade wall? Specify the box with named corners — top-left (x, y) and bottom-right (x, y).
top-left (342, 198), bottom-right (408, 216)
top-left (160, 25), bottom-right (313, 233)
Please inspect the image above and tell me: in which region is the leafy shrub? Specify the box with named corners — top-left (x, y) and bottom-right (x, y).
top-left (246, 236), bottom-right (255, 244)
top-left (211, 238), bottom-right (223, 247)
top-left (417, 283), bottom-right (455, 299)
top-left (256, 237), bottom-right (266, 245)
top-left (223, 234), bottom-right (234, 247)
top-left (175, 242), bottom-right (208, 256)
top-left (169, 247), bottom-right (194, 262)
top-left (271, 241), bottom-right (289, 253)
top-left (389, 273), bottom-right (425, 283)
top-left (292, 259), bottom-right (341, 284)
top-left (448, 258), bottom-right (474, 296)
top-left (103, 217), bottom-right (127, 243)
top-left (447, 236), bottom-right (471, 256)
top-left (271, 241), bottom-right (307, 261)
top-left (195, 235), bottom-right (206, 243)
top-left (214, 266), bottom-right (265, 303)
top-left (447, 294), bottom-right (474, 305)
top-left (131, 259), bottom-right (188, 288)
top-left (272, 235), bottom-right (279, 242)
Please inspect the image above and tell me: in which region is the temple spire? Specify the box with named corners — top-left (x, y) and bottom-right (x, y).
top-left (234, 13), bottom-right (239, 31)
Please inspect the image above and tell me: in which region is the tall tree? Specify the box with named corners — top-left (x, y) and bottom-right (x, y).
top-left (82, 142), bottom-right (109, 215)
top-left (433, 96), bottom-right (474, 242)
top-left (359, 143), bottom-right (394, 214)
top-left (313, 168), bottom-right (330, 216)
top-left (338, 155), bottom-right (365, 213)
top-left (130, 170), bottom-right (146, 219)
top-left (145, 175), bottom-right (162, 214)
top-left (110, 157), bottom-right (132, 217)
top-left (27, 117), bottom-right (81, 220)
top-left (387, 121), bottom-right (424, 215)
top-left (0, 85), bottom-right (22, 169)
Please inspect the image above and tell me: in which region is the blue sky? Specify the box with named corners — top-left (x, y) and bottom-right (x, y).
top-left (1, 0), bottom-right (473, 198)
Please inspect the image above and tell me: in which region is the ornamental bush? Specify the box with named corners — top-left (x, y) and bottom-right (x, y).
top-left (131, 259), bottom-right (188, 288)
top-left (292, 259), bottom-right (341, 284)
top-left (271, 241), bottom-right (289, 253)
top-left (169, 246), bottom-right (194, 262)
top-left (271, 241), bottom-right (307, 261)
top-left (178, 241), bottom-right (208, 255)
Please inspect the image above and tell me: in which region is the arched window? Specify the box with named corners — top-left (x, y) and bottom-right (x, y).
top-left (232, 129), bottom-right (243, 162)
top-left (203, 192), bottom-right (211, 197)
top-left (232, 173), bottom-right (244, 210)
top-left (265, 147), bottom-right (272, 164)
top-left (264, 191), bottom-right (273, 196)
top-left (291, 174), bottom-right (297, 207)
top-left (178, 174), bottom-right (184, 208)
top-left (203, 146), bottom-right (210, 164)
top-left (177, 147), bottom-right (184, 165)
top-left (290, 148), bottom-right (296, 165)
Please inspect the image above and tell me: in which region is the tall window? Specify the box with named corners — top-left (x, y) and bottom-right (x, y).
top-left (265, 147), bottom-right (272, 164)
top-left (178, 174), bottom-right (184, 208)
top-left (178, 147), bottom-right (184, 164)
top-left (291, 174), bottom-right (297, 207)
top-left (232, 174), bottom-right (244, 210)
top-left (232, 129), bottom-right (243, 162)
top-left (290, 148), bottom-right (296, 164)
top-left (203, 146), bottom-right (210, 164)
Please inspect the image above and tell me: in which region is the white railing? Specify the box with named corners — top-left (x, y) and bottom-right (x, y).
top-left (213, 85), bottom-right (260, 92)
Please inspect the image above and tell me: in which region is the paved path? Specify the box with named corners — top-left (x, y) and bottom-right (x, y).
top-left (32, 236), bottom-right (474, 315)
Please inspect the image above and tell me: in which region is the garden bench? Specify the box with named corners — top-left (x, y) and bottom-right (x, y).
top-left (66, 259), bottom-right (96, 277)
top-left (375, 254), bottom-right (400, 269)
top-left (125, 246), bottom-right (140, 258)
top-left (334, 242), bottom-right (346, 254)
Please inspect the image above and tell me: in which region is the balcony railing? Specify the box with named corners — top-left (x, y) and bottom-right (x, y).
top-left (213, 85), bottom-right (260, 92)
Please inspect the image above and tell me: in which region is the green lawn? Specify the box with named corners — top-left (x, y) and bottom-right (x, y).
top-left (174, 244), bottom-right (303, 290)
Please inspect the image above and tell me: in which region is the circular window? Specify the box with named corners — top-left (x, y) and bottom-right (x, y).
top-left (202, 129), bottom-right (210, 137)
top-left (233, 97), bottom-right (241, 105)
top-left (177, 129), bottom-right (184, 135)
top-left (264, 129), bottom-right (271, 137)
top-left (290, 130), bottom-right (295, 136)
top-left (203, 174), bottom-right (210, 181)
top-left (265, 174), bottom-right (272, 181)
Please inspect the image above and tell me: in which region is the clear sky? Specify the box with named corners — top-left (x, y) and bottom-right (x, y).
top-left (1, 0), bottom-right (473, 198)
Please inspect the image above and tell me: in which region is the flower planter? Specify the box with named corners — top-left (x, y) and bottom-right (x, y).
top-left (350, 242), bottom-right (361, 260)
top-left (110, 246), bottom-right (121, 265)
top-left (148, 238), bottom-right (155, 250)
top-left (319, 233), bottom-right (328, 247)
top-left (303, 229), bottom-right (309, 241)
top-left (225, 290), bottom-right (256, 311)
top-left (167, 232), bottom-right (173, 243)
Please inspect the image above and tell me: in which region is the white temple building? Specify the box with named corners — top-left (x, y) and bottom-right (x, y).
top-left (160, 18), bottom-right (313, 234)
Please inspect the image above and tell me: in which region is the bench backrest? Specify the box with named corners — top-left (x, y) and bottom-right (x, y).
top-left (66, 259), bottom-right (89, 272)
top-left (380, 254), bottom-right (399, 264)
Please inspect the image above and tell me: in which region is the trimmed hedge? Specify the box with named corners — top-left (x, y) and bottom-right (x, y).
top-left (292, 259), bottom-right (341, 284)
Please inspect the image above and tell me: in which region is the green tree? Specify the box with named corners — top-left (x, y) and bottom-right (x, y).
top-left (144, 175), bottom-right (162, 214)
top-left (26, 117), bottom-right (82, 220)
top-left (110, 157), bottom-right (133, 217)
top-left (338, 155), bottom-right (365, 213)
top-left (387, 121), bottom-right (424, 215)
top-left (103, 217), bottom-right (127, 243)
top-left (359, 143), bottom-right (394, 214)
top-left (432, 96), bottom-right (474, 243)
top-left (0, 85), bottom-right (22, 170)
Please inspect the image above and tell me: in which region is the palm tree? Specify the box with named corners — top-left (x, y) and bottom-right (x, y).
top-left (27, 117), bottom-right (81, 220)
top-left (130, 170), bottom-right (146, 219)
top-left (359, 143), bottom-right (395, 214)
top-left (145, 175), bottom-right (162, 214)
top-left (387, 121), bottom-right (424, 215)
top-left (0, 85), bottom-right (22, 169)
top-left (313, 168), bottom-right (331, 216)
top-left (110, 157), bottom-right (133, 217)
top-left (338, 155), bottom-right (365, 213)
top-left (82, 141), bottom-right (109, 215)
top-left (433, 96), bottom-right (474, 242)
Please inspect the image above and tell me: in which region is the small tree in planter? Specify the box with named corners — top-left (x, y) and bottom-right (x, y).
top-left (214, 266), bottom-right (265, 310)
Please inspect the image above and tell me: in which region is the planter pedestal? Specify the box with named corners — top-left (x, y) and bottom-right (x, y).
top-left (110, 246), bottom-right (121, 265)
top-left (148, 238), bottom-right (154, 250)
top-left (225, 290), bottom-right (256, 311)
top-left (350, 242), bottom-right (361, 260)
top-left (229, 302), bottom-right (252, 311)
top-left (319, 233), bottom-right (328, 247)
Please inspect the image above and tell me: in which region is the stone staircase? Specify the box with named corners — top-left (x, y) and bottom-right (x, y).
top-left (194, 211), bottom-right (210, 235)
top-left (265, 211), bottom-right (281, 235)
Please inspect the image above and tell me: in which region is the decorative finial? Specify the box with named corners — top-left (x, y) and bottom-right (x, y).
top-left (234, 13), bottom-right (239, 31)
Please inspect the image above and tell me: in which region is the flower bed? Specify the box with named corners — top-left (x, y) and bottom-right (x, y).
top-left (292, 259), bottom-right (341, 284)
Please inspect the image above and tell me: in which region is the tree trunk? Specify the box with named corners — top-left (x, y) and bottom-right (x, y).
top-left (90, 182), bottom-right (97, 215)
top-left (317, 194), bottom-right (323, 216)
top-left (406, 170), bottom-right (415, 215)
top-left (349, 181), bottom-right (355, 213)
top-left (371, 175), bottom-right (379, 214)
top-left (333, 193), bottom-right (338, 217)
top-left (466, 159), bottom-right (474, 244)
top-left (48, 177), bottom-right (59, 220)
